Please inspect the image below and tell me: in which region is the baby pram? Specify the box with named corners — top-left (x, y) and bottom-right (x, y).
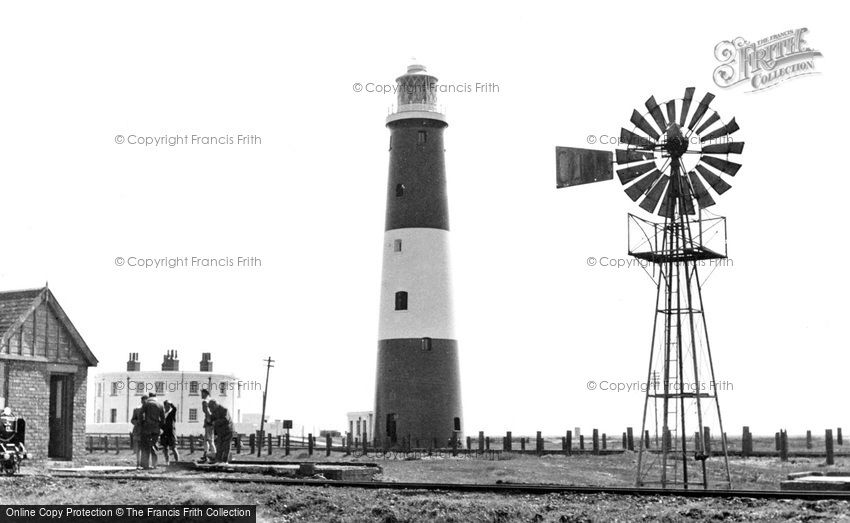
top-left (0, 417), bottom-right (30, 475)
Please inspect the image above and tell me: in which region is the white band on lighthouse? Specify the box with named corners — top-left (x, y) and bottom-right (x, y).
top-left (378, 227), bottom-right (455, 341)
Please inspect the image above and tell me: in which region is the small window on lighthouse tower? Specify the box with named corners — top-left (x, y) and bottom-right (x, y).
top-left (394, 291), bottom-right (408, 311)
top-left (421, 337), bottom-right (432, 351)
top-left (393, 239), bottom-right (402, 253)
top-left (418, 131), bottom-right (427, 144)
top-left (396, 183), bottom-right (405, 197)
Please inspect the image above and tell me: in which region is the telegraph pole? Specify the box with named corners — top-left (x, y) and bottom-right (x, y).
top-left (258, 357), bottom-right (274, 457)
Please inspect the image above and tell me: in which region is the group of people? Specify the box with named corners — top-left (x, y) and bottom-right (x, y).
top-left (130, 392), bottom-right (178, 469)
top-left (200, 388), bottom-right (234, 464)
top-left (130, 389), bottom-right (233, 469)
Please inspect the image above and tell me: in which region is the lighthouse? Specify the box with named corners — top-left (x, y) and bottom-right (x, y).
top-left (374, 64), bottom-right (463, 448)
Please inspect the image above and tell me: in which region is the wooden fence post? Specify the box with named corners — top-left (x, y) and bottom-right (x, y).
top-left (505, 431), bottom-right (512, 452)
top-left (838, 428), bottom-right (844, 446)
top-left (326, 434), bottom-right (332, 457)
top-left (536, 431), bottom-right (543, 455)
top-left (486, 436), bottom-right (490, 450)
top-left (779, 430), bottom-right (788, 461)
top-left (235, 434), bottom-right (242, 454)
top-left (248, 433), bottom-right (255, 455)
top-left (285, 432), bottom-right (291, 456)
top-left (626, 427), bottom-right (634, 451)
top-left (806, 430), bottom-right (813, 449)
top-left (579, 435), bottom-right (585, 451)
top-left (267, 433), bottom-right (272, 455)
top-left (451, 433), bottom-right (458, 456)
top-left (308, 433), bottom-right (314, 456)
top-left (602, 433), bottom-right (607, 450)
top-left (704, 427), bottom-right (711, 457)
top-left (478, 431), bottom-right (484, 452)
top-left (592, 429), bottom-right (599, 455)
top-left (826, 429), bottom-right (834, 465)
top-left (521, 437), bottom-right (526, 452)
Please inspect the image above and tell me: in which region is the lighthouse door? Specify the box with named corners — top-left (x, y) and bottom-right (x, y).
top-left (386, 413), bottom-right (398, 446)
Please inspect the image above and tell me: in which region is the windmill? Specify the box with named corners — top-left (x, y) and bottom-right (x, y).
top-left (556, 88), bottom-right (743, 489)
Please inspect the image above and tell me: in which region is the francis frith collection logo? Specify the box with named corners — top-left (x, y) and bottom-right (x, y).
top-left (713, 28), bottom-right (822, 92)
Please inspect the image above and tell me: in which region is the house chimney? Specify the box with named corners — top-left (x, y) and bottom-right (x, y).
top-left (126, 352), bottom-right (140, 372)
top-left (200, 352), bottom-right (213, 372)
top-left (161, 350), bottom-right (179, 371)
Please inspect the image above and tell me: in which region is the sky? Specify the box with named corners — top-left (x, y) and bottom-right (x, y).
top-left (0, 1), bottom-right (846, 437)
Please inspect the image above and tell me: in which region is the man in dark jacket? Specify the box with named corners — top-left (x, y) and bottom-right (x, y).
top-left (130, 396), bottom-right (146, 469)
top-left (139, 392), bottom-right (165, 469)
top-left (208, 400), bottom-right (233, 464)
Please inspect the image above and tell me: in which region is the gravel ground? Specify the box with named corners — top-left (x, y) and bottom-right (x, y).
top-left (1, 474), bottom-right (850, 522)
top-left (2, 451), bottom-right (848, 521)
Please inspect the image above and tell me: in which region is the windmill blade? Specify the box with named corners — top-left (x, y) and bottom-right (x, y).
top-left (624, 169), bottom-right (662, 201)
top-left (688, 92), bottom-right (716, 130)
top-left (617, 161), bottom-right (655, 184)
top-left (657, 183), bottom-right (675, 218)
top-left (679, 87), bottom-right (695, 127)
top-left (696, 165), bottom-right (732, 194)
top-left (688, 170), bottom-right (716, 207)
top-left (701, 155), bottom-right (742, 176)
top-left (701, 117), bottom-right (740, 142)
top-left (639, 175), bottom-right (669, 214)
top-left (695, 113), bottom-right (721, 135)
top-left (616, 149), bottom-right (655, 164)
top-left (620, 128), bottom-right (656, 148)
top-left (702, 142), bottom-right (745, 155)
top-left (666, 100), bottom-right (676, 128)
top-left (645, 96), bottom-right (668, 133)
top-left (680, 177), bottom-right (696, 215)
top-left (631, 109), bottom-right (661, 141)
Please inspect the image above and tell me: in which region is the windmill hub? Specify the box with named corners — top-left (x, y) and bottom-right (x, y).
top-left (664, 124), bottom-right (689, 158)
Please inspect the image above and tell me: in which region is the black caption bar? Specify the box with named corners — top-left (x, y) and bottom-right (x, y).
top-left (2, 505), bottom-right (256, 523)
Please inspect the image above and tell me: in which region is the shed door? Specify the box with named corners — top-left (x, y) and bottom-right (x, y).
top-left (48, 374), bottom-right (74, 459)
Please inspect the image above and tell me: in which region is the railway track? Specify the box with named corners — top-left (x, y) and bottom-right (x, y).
top-left (49, 473), bottom-right (850, 501)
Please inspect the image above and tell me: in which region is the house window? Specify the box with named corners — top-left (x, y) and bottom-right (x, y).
top-left (110, 409), bottom-right (117, 423)
top-left (396, 183), bottom-right (405, 197)
top-left (110, 382), bottom-right (119, 396)
top-left (96, 409), bottom-right (101, 423)
top-left (134, 381), bottom-right (145, 395)
top-left (189, 381), bottom-right (199, 395)
top-left (418, 131), bottom-right (427, 144)
top-left (394, 291), bottom-right (408, 311)
top-left (421, 337), bottom-right (432, 351)
top-left (189, 408), bottom-right (198, 422)
top-left (219, 382), bottom-right (227, 396)
top-left (393, 239), bottom-right (402, 253)
top-left (96, 382), bottom-right (102, 397)
top-left (155, 381), bottom-right (164, 394)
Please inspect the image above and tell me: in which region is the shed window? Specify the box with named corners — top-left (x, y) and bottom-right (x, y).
top-left (454, 417), bottom-right (461, 431)
top-left (394, 291), bottom-right (408, 311)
